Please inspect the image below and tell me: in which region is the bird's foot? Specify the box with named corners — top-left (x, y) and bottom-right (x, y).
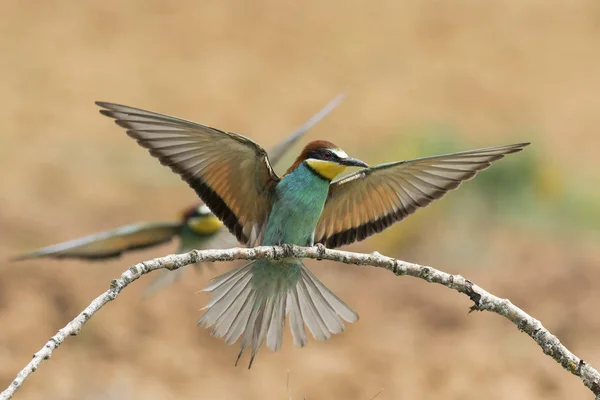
top-left (281, 243), bottom-right (294, 258)
top-left (315, 243), bottom-right (327, 260)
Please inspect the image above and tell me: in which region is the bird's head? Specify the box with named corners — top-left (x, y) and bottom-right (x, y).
top-left (286, 140), bottom-right (369, 180)
top-left (180, 204), bottom-right (223, 235)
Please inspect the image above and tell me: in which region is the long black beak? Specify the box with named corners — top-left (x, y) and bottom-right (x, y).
top-left (341, 157), bottom-right (369, 168)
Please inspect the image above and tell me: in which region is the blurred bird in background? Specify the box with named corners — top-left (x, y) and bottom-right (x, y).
top-left (13, 94), bottom-right (347, 296)
top-left (96, 100), bottom-right (529, 367)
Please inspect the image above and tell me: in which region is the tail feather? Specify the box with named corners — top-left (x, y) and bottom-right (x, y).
top-left (248, 295), bottom-right (276, 367)
top-left (212, 282), bottom-right (253, 338)
top-left (297, 278), bottom-right (331, 341)
top-left (224, 290), bottom-right (256, 344)
top-left (198, 261), bottom-right (358, 367)
top-left (287, 287), bottom-right (308, 347)
top-left (203, 262), bottom-right (252, 293)
top-left (199, 263), bottom-right (254, 329)
top-left (299, 272), bottom-right (344, 334)
top-left (301, 267), bottom-right (359, 323)
top-left (267, 293), bottom-right (287, 351)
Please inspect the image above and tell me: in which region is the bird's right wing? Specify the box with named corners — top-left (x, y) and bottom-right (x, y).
top-left (268, 93), bottom-right (346, 165)
top-left (97, 102), bottom-right (281, 246)
top-left (13, 221), bottom-right (182, 261)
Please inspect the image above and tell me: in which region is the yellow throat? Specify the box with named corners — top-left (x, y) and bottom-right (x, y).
top-left (305, 159), bottom-right (347, 180)
top-left (187, 215), bottom-right (223, 235)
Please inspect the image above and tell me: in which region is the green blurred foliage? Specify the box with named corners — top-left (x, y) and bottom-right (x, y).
top-left (360, 123), bottom-right (599, 247)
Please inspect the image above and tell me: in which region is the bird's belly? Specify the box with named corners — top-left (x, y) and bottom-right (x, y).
top-left (264, 208), bottom-right (321, 245)
top-left (262, 162), bottom-right (330, 246)
top-left (262, 192), bottom-right (328, 246)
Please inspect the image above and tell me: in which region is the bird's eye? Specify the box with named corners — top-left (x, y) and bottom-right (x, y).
top-left (323, 150), bottom-right (333, 160)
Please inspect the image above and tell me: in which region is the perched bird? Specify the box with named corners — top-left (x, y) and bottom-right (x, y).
top-left (96, 100), bottom-right (529, 367)
top-left (13, 94), bottom-right (346, 295)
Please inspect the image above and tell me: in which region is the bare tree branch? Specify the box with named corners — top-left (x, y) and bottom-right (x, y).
top-left (2, 245), bottom-right (599, 399)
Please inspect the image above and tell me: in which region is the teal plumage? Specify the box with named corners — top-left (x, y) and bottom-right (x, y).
top-left (264, 163), bottom-right (331, 246)
top-left (96, 100), bottom-right (529, 367)
top-left (198, 161), bottom-right (358, 367)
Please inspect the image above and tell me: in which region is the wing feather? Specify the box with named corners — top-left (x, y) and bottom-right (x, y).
top-left (97, 102), bottom-right (279, 246)
top-left (315, 143), bottom-right (530, 248)
top-left (12, 222), bottom-right (182, 261)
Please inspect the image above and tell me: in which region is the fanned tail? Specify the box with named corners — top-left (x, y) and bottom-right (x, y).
top-left (197, 260), bottom-right (358, 368)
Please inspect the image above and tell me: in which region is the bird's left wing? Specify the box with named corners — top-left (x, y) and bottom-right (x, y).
top-left (12, 221), bottom-right (182, 261)
top-left (314, 143), bottom-right (529, 248)
top-left (96, 102), bottom-right (280, 246)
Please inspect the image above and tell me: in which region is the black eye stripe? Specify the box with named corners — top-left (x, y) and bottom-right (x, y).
top-left (308, 149), bottom-right (336, 160)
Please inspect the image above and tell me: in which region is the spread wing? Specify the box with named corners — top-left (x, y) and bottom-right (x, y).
top-left (12, 222), bottom-right (182, 261)
top-left (96, 102), bottom-right (280, 246)
top-left (314, 143), bottom-right (530, 248)
top-left (268, 93), bottom-right (345, 165)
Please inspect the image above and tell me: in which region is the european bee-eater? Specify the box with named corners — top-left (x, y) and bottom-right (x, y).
top-left (13, 95), bottom-right (345, 294)
top-left (12, 203), bottom-right (219, 261)
top-left (96, 100), bottom-right (529, 367)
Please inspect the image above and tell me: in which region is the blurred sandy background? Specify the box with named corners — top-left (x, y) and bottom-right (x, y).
top-left (1, 1), bottom-right (600, 399)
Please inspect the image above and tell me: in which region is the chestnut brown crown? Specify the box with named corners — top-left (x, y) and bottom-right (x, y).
top-left (285, 140), bottom-right (369, 175)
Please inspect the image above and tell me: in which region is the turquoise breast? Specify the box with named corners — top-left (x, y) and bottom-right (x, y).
top-left (262, 162), bottom-right (330, 246)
